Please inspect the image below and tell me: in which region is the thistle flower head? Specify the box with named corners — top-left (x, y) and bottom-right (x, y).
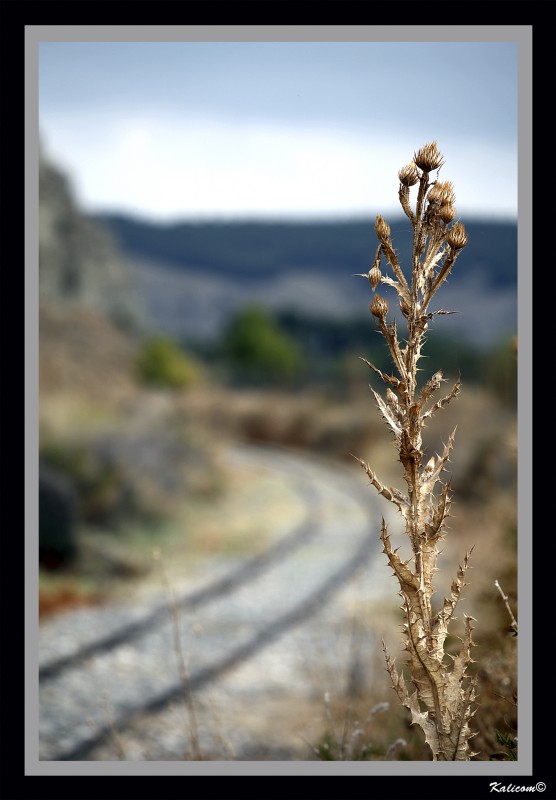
top-left (426, 183), bottom-right (444, 205)
top-left (439, 203), bottom-right (457, 223)
top-left (413, 141), bottom-right (444, 173)
top-left (398, 162), bottom-right (420, 187)
top-left (446, 221), bottom-right (469, 250)
top-left (386, 388), bottom-right (398, 405)
top-left (439, 181), bottom-right (455, 205)
top-left (428, 180), bottom-right (455, 206)
top-left (375, 215), bottom-right (391, 244)
top-left (369, 264), bottom-right (382, 290)
top-left (370, 294), bottom-right (389, 319)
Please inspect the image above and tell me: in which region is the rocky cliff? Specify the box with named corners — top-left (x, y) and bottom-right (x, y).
top-left (39, 157), bottom-right (142, 330)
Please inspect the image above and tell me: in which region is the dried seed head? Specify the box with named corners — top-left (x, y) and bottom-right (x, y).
top-left (446, 221), bottom-right (469, 250)
top-left (439, 203), bottom-right (456, 223)
top-left (375, 215), bottom-right (391, 244)
top-left (413, 141), bottom-right (444, 173)
top-left (369, 264), bottom-right (382, 290)
top-left (428, 181), bottom-right (455, 207)
top-left (398, 162), bottom-right (420, 187)
top-left (439, 181), bottom-right (455, 205)
top-left (427, 183), bottom-right (444, 205)
top-left (370, 294), bottom-right (389, 319)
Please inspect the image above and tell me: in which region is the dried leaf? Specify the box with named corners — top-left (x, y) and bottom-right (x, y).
top-left (354, 457), bottom-right (409, 517)
top-left (422, 377), bottom-right (461, 421)
top-left (370, 386), bottom-right (403, 437)
top-left (359, 357), bottom-right (403, 391)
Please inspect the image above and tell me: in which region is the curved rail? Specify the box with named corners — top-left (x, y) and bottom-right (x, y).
top-left (39, 445), bottom-right (384, 761)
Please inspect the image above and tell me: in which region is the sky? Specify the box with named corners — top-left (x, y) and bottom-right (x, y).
top-left (38, 40), bottom-right (518, 222)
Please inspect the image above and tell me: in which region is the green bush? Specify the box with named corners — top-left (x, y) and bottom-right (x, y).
top-left (136, 335), bottom-right (198, 389)
top-left (221, 305), bottom-right (303, 384)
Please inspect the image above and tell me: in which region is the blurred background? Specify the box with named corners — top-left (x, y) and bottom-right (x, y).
top-left (38, 40), bottom-right (518, 760)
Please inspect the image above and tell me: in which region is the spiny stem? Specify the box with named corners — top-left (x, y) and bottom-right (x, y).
top-left (357, 142), bottom-right (477, 761)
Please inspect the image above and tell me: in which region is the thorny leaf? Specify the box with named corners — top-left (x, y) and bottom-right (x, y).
top-left (399, 431), bottom-right (422, 494)
top-left (379, 318), bottom-right (407, 381)
top-left (431, 548), bottom-right (473, 650)
top-left (384, 643), bottom-right (442, 758)
top-left (428, 248), bottom-right (461, 299)
top-left (370, 386), bottom-right (403, 438)
top-left (451, 615), bottom-right (477, 686)
top-left (419, 428), bottom-right (457, 498)
top-left (380, 521), bottom-right (419, 591)
top-left (406, 691), bottom-right (442, 758)
top-left (427, 479), bottom-right (452, 539)
top-left (355, 458), bottom-right (410, 517)
top-left (418, 370), bottom-right (444, 408)
top-left (380, 275), bottom-right (411, 305)
top-left (359, 357), bottom-right (404, 392)
top-left (418, 246), bottom-right (445, 295)
top-left (422, 377), bottom-right (462, 421)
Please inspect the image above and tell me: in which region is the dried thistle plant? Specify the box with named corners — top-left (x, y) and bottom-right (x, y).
top-left (355, 142), bottom-right (478, 761)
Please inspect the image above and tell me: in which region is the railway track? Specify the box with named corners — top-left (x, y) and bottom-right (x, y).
top-left (39, 445), bottom-right (389, 761)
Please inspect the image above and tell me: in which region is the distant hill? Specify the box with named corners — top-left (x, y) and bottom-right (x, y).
top-left (95, 214), bottom-right (517, 286)
top-left (93, 213), bottom-right (517, 347)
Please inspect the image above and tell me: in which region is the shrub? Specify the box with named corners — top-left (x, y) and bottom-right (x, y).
top-left (136, 335), bottom-right (198, 389)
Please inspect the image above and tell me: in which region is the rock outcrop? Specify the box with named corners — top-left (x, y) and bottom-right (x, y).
top-left (39, 156), bottom-right (142, 330)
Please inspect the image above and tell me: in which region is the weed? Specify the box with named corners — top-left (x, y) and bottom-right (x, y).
top-left (354, 142), bottom-right (479, 760)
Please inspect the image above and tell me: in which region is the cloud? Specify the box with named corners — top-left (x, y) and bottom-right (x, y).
top-left (40, 111), bottom-right (517, 221)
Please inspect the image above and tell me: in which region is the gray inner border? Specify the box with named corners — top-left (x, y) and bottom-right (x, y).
top-left (25, 25), bottom-right (532, 778)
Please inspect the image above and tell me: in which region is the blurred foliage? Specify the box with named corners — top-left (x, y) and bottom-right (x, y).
top-left (199, 304), bottom-right (519, 403)
top-left (313, 700), bottom-right (416, 761)
top-left (484, 336), bottom-right (518, 408)
top-left (40, 440), bottom-right (131, 527)
top-left (136, 335), bottom-right (199, 389)
top-left (413, 333), bottom-right (486, 385)
top-left (274, 310), bottom-right (516, 398)
top-left (40, 418), bottom-right (222, 534)
top-left (220, 305), bottom-right (303, 385)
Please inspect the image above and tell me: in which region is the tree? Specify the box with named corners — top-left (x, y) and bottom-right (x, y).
top-left (222, 305), bottom-right (303, 385)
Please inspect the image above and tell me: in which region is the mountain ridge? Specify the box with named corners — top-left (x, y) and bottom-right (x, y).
top-left (93, 212), bottom-right (517, 347)
top-left (94, 213), bottom-right (517, 289)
